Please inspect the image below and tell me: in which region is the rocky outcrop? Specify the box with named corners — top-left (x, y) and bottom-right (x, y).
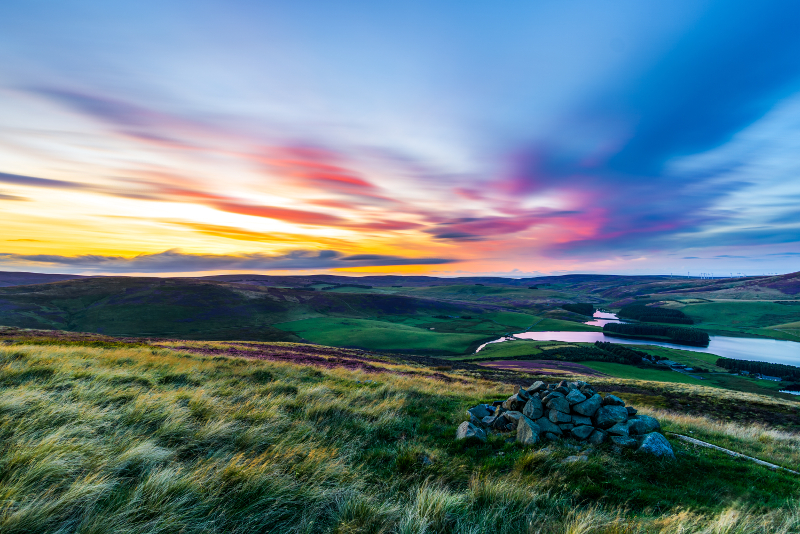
top-left (457, 380), bottom-right (674, 459)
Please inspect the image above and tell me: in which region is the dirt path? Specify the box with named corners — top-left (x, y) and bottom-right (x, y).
top-left (667, 432), bottom-right (799, 475)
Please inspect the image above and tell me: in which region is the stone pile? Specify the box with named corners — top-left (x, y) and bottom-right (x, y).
top-left (456, 380), bottom-right (674, 458)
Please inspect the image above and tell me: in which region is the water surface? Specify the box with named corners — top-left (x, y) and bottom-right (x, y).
top-left (476, 311), bottom-right (800, 365)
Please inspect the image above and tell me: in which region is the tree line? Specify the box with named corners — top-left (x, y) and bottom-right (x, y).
top-left (603, 323), bottom-right (709, 346)
top-left (561, 303), bottom-right (595, 316)
top-left (716, 357), bottom-right (800, 381)
top-left (617, 304), bottom-right (694, 325)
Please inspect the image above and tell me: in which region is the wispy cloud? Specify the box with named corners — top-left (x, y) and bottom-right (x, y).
top-left (0, 249), bottom-right (457, 273)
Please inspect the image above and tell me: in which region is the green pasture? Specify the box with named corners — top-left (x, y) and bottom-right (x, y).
top-left (580, 361), bottom-right (709, 385)
top-left (273, 317), bottom-right (488, 353)
top-left (374, 310), bottom-right (537, 337)
top-left (681, 301), bottom-right (800, 339)
top-left (452, 339), bottom-right (546, 361)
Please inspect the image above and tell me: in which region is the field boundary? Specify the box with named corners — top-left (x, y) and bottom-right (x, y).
top-left (667, 432), bottom-right (799, 475)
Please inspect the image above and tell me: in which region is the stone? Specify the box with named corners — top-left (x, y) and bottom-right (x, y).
top-left (547, 396), bottom-right (570, 414)
top-left (491, 400), bottom-right (504, 407)
top-left (610, 435), bottom-right (638, 449)
top-left (587, 429), bottom-right (607, 445)
top-left (602, 394), bottom-right (625, 406)
top-left (516, 416), bottom-right (541, 445)
top-left (523, 397), bottom-right (544, 420)
top-left (626, 406), bottom-right (638, 416)
top-left (565, 389), bottom-right (587, 405)
top-left (593, 405), bottom-right (629, 429)
top-left (572, 394), bottom-right (602, 417)
top-left (541, 391), bottom-right (564, 404)
top-left (502, 394), bottom-right (526, 412)
top-left (517, 388), bottom-right (531, 401)
top-left (571, 425), bottom-right (594, 440)
top-left (535, 416), bottom-right (563, 436)
top-left (606, 422), bottom-right (630, 436)
top-left (469, 413), bottom-right (484, 427)
top-left (637, 432), bottom-right (675, 459)
top-left (467, 404), bottom-right (492, 420)
top-left (555, 386), bottom-right (569, 395)
top-left (544, 432), bottom-right (560, 441)
top-left (483, 414), bottom-right (508, 431)
top-left (571, 414), bottom-right (592, 427)
top-left (456, 421), bottom-right (487, 443)
top-left (627, 415), bottom-right (661, 435)
top-left (503, 411), bottom-right (523, 429)
top-left (549, 409), bottom-right (571, 424)
top-left (557, 423), bottom-right (574, 431)
top-left (563, 455), bottom-right (588, 463)
top-left (528, 380), bottom-right (546, 393)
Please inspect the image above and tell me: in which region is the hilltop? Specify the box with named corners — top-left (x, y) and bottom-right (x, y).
top-left (1, 328), bottom-right (799, 533)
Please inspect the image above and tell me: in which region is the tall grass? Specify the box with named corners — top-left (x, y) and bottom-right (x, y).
top-left (1, 344), bottom-right (799, 533)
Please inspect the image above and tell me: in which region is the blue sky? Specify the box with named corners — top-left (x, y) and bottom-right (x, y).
top-left (0, 0), bottom-right (798, 276)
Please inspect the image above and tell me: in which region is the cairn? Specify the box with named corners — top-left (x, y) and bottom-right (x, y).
top-left (456, 380), bottom-right (674, 458)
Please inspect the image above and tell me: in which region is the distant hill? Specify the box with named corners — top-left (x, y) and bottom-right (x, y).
top-left (0, 276), bottom-right (479, 341)
top-left (0, 270), bottom-right (83, 287)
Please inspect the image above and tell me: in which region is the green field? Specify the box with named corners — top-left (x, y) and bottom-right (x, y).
top-left (581, 361), bottom-right (709, 385)
top-left (680, 301), bottom-right (800, 339)
top-left (453, 339), bottom-right (545, 361)
top-left (274, 317), bottom-right (489, 353)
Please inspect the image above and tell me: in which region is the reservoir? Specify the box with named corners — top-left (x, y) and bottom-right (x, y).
top-left (478, 311), bottom-right (800, 366)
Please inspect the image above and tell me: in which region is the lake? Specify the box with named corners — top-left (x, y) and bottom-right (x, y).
top-left (478, 311), bottom-right (800, 366)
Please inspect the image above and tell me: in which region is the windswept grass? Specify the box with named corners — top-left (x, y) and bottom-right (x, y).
top-left (1, 343), bottom-right (800, 533)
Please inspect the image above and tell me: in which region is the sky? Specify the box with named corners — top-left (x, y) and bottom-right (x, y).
top-left (0, 0), bottom-right (799, 277)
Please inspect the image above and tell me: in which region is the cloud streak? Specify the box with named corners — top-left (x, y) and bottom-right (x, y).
top-left (0, 249), bottom-right (457, 273)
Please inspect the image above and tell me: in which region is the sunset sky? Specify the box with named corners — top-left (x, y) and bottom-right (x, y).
top-left (1, 1), bottom-right (799, 276)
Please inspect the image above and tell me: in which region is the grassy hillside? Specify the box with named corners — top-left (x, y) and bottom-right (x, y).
top-left (0, 277), bottom-right (497, 343)
top-left (681, 301), bottom-right (800, 338)
top-left (274, 317), bottom-right (490, 354)
top-left (2, 335), bottom-right (800, 533)
top-left (0, 271), bottom-right (798, 350)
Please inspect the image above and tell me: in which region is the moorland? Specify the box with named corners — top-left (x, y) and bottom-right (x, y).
top-left (1, 270), bottom-right (800, 532)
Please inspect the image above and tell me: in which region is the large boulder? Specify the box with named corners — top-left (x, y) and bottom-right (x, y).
top-left (572, 394), bottom-right (602, 417)
top-left (637, 432), bottom-right (675, 459)
top-left (593, 405), bottom-right (629, 429)
top-left (627, 415), bottom-right (661, 435)
top-left (547, 396), bottom-right (570, 414)
top-left (565, 389), bottom-right (587, 405)
top-left (516, 416), bottom-right (541, 445)
top-left (571, 425), bottom-right (594, 440)
top-left (536, 416), bottom-right (563, 436)
top-left (456, 421), bottom-right (487, 443)
top-left (523, 397), bottom-right (544, 420)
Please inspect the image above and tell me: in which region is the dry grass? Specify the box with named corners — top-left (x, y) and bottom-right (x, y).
top-left (1, 344), bottom-right (799, 533)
